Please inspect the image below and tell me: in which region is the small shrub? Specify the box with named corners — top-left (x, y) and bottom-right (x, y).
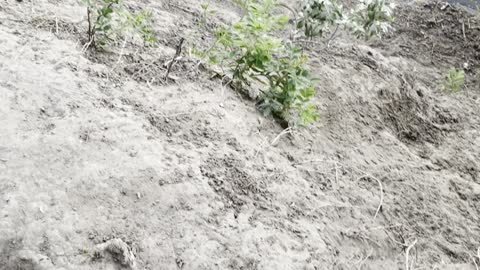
top-left (128, 9), bottom-right (156, 45)
top-left (297, 0), bottom-right (344, 38)
top-left (297, 0), bottom-right (394, 39)
top-left (81, 0), bottom-right (155, 49)
top-left (443, 67), bottom-right (465, 92)
top-left (199, 0), bottom-right (318, 126)
top-left (349, 0), bottom-right (394, 39)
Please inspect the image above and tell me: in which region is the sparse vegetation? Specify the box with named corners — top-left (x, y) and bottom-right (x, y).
top-left (81, 0), bottom-right (155, 49)
top-left (349, 0), bottom-right (395, 39)
top-left (443, 67), bottom-right (465, 92)
top-left (196, 0), bottom-right (394, 126)
top-left (128, 9), bottom-right (156, 45)
top-left (198, 0), bottom-right (318, 126)
top-left (297, 0), bottom-right (344, 38)
top-left (297, 0), bottom-right (394, 39)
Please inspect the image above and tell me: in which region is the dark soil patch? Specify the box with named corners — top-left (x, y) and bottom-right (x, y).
top-left (30, 16), bottom-right (80, 40)
top-left (380, 1), bottom-right (480, 90)
top-left (378, 73), bottom-right (460, 144)
top-left (200, 154), bottom-right (271, 216)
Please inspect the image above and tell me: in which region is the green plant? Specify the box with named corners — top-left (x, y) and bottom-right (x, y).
top-left (297, 0), bottom-right (394, 40)
top-left (81, 0), bottom-right (155, 49)
top-left (349, 0), bottom-right (394, 39)
top-left (128, 9), bottom-right (156, 45)
top-left (199, 0), bottom-right (318, 126)
top-left (297, 0), bottom-right (344, 37)
top-left (443, 67), bottom-right (465, 92)
top-left (199, 3), bottom-right (216, 28)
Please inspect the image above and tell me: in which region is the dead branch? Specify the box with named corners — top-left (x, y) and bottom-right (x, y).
top-left (87, 7), bottom-right (95, 48)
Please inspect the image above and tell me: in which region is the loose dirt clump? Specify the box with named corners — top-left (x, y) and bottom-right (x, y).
top-left (0, 238), bottom-right (55, 270)
top-left (93, 238), bottom-right (137, 269)
top-left (201, 154), bottom-right (271, 215)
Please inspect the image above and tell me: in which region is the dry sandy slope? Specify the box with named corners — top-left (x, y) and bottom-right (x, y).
top-left (0, 0), bottom-right (479, 269)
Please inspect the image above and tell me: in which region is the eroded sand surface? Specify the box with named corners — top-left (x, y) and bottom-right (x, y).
top-left (0, 0), bottom-right (479, 269)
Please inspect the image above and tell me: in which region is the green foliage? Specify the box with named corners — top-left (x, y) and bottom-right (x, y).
top-left (128, 9), bottom-right (156, 45)
top-left (200, 0), bottom-right (318, 126)
top-left (297, 0), bottom-right (344, 37)
top-left (199, 3), bottom-right (216, 27)
top-left (81, 0), bottom-right (155, 49)
top-left (297, 0), bottom-right (394, 39)
top-left (443, 67), bottom-right (465, 92)
top-left (349, 0), bottom-right (394, 39)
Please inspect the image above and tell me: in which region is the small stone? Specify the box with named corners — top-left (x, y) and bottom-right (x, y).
top-left (176, 258), bottom-right (185, 268)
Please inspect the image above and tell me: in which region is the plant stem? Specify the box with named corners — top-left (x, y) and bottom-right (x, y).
top-left (165, 38), bottom-right (185, 80)
top-left (326, 24), bottom-right (339, 46)
top-left (87, 7), bottom-right (92, 40)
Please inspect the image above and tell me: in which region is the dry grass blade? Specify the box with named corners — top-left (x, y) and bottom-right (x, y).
top-left (470, 253), bottom-right (479, 270)
top-left (358, 175), bottom-right (384, 220)
top-left (405, 239), bottom-right (417, 270)
top-left (474, 247), bottom-right (480, 270)
top-left (271, 127), bottom-right (292, 146)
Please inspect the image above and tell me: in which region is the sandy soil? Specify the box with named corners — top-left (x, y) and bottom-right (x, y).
top-left (0, 0), bottom-right (479, 269)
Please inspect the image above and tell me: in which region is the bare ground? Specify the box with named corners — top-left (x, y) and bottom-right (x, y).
top-left (0, 0), bottom-right (479, 269)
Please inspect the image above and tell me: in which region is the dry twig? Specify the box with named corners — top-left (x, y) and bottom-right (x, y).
top-left (165, 38), bottom-right (185, 80)
top-left (334, 162), bottom-right (339, 185)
